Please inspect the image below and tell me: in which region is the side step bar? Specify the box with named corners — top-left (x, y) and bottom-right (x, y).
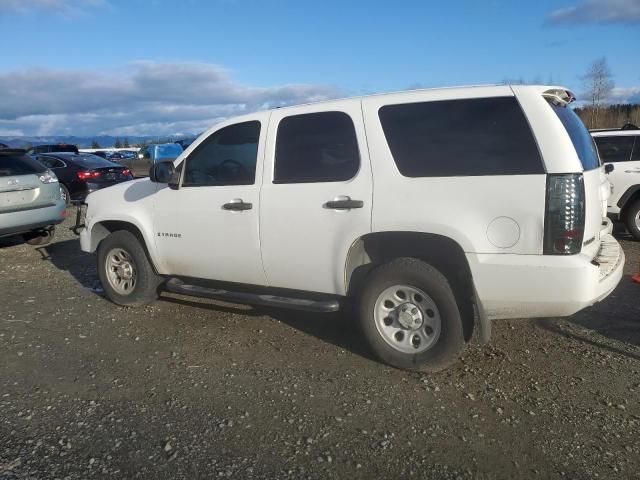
top-left (164, 278), bottom-right (340, 313)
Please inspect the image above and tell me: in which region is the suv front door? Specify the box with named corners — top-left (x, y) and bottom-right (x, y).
top-left (152, 113), bottom-right (269, 285)
top-left (259, 100), bottom-right (373, 295)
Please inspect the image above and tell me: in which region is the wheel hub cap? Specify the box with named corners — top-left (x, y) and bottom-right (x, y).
top-left (397, 303), bottom-right (423, 329)
top-left (105, 248), bottom-right (137, 295)
top-left (373, 284), bottom-right (442, 354)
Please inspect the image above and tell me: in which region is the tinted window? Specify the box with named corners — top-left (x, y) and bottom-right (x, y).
top-left (274, 112), bottom-right (360, 183)
top-left (39, 156), bottom-right (65, 168)
top-left (379, 97), bottom-right (543, 177)
top-left (632, 137), bottom-right (640, 161)
top-left (73, 154), bottom-right (121, 169)
top-left (593, 136), bottom-right (635, 163)
top-left (183, 121), bottom-right (260, 186)
top-left (50, 144), bottom-right (79, 153)
top-left (548, 101), bottom-right (600, 170)
top-left (0, 154), bottom-right (47, 176)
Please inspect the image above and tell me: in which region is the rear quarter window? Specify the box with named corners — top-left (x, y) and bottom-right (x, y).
top-left (378, 97), bottom-right (543, 177)
top-left (548, 102), bottom-right (600, 171)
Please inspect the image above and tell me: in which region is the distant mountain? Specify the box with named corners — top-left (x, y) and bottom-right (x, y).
top-left (0, 134), bottom-right (197, 149)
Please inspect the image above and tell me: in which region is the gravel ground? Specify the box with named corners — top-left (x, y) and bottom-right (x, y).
top-left (1, 212), bottom-right (639, 480)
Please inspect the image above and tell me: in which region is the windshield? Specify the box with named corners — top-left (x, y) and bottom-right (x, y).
top-left (547, 100), bottom-right (600, 171)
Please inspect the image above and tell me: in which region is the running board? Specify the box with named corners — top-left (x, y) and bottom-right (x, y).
top-left (164, 278), bottom-right (340, 313)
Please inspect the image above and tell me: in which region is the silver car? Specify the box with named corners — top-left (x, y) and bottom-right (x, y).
top-left (0, 149), bottom-right (66, 245)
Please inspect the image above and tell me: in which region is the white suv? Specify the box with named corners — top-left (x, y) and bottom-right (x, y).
top-left (77, 85), bottom-right (624, 371)
top-left (591, 125), bottom-right (640, 239)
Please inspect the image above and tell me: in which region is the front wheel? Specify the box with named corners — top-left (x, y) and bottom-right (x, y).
top-left (358, 258), bottom-right (465, 371)
top-left (97, 230), bottom-right (160, 306)
top-left (624, 199), bottom-right (640, 240)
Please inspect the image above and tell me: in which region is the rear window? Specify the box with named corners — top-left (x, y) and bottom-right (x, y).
top-left (593, 136), bottom-right (635, 163)
top-left (548, 101), bottom-right (600, 171)
top-left (73, 154), bottom-right (121, 170)
top-left (378, 97), bottom-right (543, 177)
top-left (0, 154), bottom-right (47, 176)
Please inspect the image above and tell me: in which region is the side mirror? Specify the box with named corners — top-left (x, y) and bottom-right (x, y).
top-left (605, 163), bottom-right (614, 174)
top-left (150, 161), bottom-right (178, 187)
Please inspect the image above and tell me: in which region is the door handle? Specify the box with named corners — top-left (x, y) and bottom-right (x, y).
top-left (223, 199), bottom-right (253, 211)
top-left (323, 196), bottom-right (364, 210)
top-left (624, 169), bottom-right (640, 174)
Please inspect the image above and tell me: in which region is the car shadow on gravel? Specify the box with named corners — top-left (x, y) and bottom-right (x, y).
top-left (535, 276), bottom-right (640, 360)
top-left (37, 238), bottom-right (102, 291)
top-left (160, 295), bottom-right (376, 361)
top-left (40, 238), bottom-right (376, 362)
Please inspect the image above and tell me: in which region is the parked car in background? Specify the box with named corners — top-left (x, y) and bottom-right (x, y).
top-left (35, 152), bottom-right (134, 205)
top-left (175, 138), bottom-right (196, 150)
top-left (0, 149), bottom-right (65, 245)
top-left (27, 144), bottom-right (79, 155)
top-left (120, 143), bottom-right (183, 177)
top-left (78, 85), bottom-right (623, 371)
top-left (591, 123), bottom-right (640, 239)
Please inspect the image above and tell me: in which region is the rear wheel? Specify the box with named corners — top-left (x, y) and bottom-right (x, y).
top-left (97, 230), bottom-right (160, 306)
top-left (23, 227), bottom-right (55, 246)
top-left (624, 199), bottom-right (640, 240)
top-left (358, 258), bottom-right (465, 371)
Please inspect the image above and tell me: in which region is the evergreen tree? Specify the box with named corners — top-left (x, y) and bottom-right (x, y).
top-left (114, 138), bottom-right (122, 148)
top-left (123, 138), bottom-right (131, 148)
top-left (91, 140), bottom-right (101, 149)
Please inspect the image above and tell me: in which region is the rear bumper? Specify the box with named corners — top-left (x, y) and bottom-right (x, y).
top-left (468, 234), bottom-right (625, 320)
top-left (0, 199), bottom-right (66, 238)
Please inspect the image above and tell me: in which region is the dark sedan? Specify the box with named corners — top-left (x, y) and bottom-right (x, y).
top-left (35, 152), bottom-right (133, 204)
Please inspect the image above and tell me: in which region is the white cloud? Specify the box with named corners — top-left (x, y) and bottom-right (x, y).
top-left (608, 86), bottom-right (640, 104)
top-left (547, 0), bottom-right (640, 25)
top-left (0, 62), bottom-right (341, 136)
top-left (0, 0), bottom-right (106, 15)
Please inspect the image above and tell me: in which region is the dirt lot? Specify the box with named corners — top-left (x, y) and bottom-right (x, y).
top-left (1, 212), bottom-right (639, 480)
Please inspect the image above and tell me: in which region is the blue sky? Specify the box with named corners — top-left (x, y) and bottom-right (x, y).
top-left (0, 0), bottom-right (639, 136)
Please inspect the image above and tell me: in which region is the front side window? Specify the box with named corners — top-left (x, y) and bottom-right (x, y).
top-left (379, 97), bottom-right (543, 177)
top-left (594, 136), bottom-right (634, 163)
top-left (274, 111), bottom-right (360, 184)
top-left (183, 121), bottom-right (261, 186)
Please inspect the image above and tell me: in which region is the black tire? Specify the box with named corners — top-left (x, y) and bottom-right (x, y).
top-left (60, 184), bottom-right (71, 206)
top-left (97, 230), bottom-right (160, 306)
top-left (24, 227), bottom-right (55, 246)
top-left (624, 199), bottom-right (640, 240)
top-left (358, 258), bottom-right (465, 371)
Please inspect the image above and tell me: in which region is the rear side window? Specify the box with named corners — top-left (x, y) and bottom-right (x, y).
top-left (593, 136), bottom-right (635, 163)
top-left (274, 112), bottom-right (360, 183)
top-left (378, 97), bottom-right (543, 177)
top-left (0, 154), bottom-right (47, 176)
top-left (548, 102), bottom-right (600, 170)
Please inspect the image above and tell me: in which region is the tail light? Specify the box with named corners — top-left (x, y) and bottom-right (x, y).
top-left (121, 169), bottom-right (131, 177)
top-left (544, 174), bottom-right (585, 255)
top-left (77, 170), bottom-right (101, 180)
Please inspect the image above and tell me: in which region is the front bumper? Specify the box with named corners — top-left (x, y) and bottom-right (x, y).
top-left (0, 199), bottom-right (66, 238)
top-left (468, 233), bottom-right (625, 320)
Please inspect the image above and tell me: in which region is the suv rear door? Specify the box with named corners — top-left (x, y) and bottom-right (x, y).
top-left (259, 100), bottom-right (373, 295)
